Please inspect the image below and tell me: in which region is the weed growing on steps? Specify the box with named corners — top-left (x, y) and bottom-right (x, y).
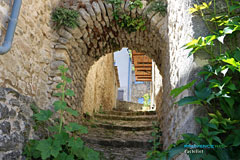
top-left (23, 65), bottom-right (101, 160)
top-left (147, 121), bottom-right (163, 160)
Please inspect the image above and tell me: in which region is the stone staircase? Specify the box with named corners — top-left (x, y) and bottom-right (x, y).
top-left (80, 102), bottom-right (157, 160)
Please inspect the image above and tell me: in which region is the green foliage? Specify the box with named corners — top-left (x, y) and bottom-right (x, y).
top-left (106, 0), bottom-right (146, 33)
top-left (147, 1), bottom-right (167, 16)
top-left (23, 65), bottom-right (101, 160)
top-left (34, 110), bottom-right (53, 121)
top-left (153, 1), bottom-right (240, 159)
top-left (147, 121), bottom-right (163, 160)
top-left (52, 7), bottom-right (79, 30)
top-left (170, 80), bottom-right (196, 98)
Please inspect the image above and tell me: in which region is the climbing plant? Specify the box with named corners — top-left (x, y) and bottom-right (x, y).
top-left (52, 7), bottom-right (79, 29)
top-left (106, 0), bottom-right (146, 33)
top-left (147, 1), bottom-right (240, 159)
top-left (147, 0), bottom-right (167, 16)
top-left (147, 121), bottom-right (163, 160)
top-left (23, 65), bottom-right (101, 160)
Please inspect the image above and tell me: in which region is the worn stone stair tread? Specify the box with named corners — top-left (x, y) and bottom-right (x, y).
top-left (81, 127), bottom-right (153, 142)
top-left (81, 136), bottom-right (152, 149)
top-left (84, 143), bottom-right (148, 160)
top-left (94, 123), bottom-right (152, 131)
top-left (87, 119), bottom-right (154, 131)
top-left (94, 113), bottom-right (158, 121)
top-left (101, 110), bottom-right (157, 116)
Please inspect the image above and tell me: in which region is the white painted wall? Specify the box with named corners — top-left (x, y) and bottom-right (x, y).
top-left (114, 48), bottom-right (132, 101)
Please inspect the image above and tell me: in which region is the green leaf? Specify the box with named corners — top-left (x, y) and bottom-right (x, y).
top-left (64, 122), bottom-right (88, 133)
top-left (53, 92), bottom-right (63, 97)
top-left (213, 136), bottom-right (222, 144)
top-left (53, 131), bottom-right (69, 145)
top-left (215, 149), bottom-right (231, 160)
top-left (23, 140), bottom-right (41, 159)
top-left (233, 136), bottom-right (240, 146)
top-left (76, 146), bottom-right (100, 160)
top-left (55, 152), bottom-right (74, 160)
top-left (195, 117), bottom-right (209, 125)
top-left (66, 77), bottom-right (72, 83)
top-left (195, 80), bottom-right (206, 91)
top-left (182, 133), bottom-right (201, 144)
top-left (51, 140), bottom-right (62, 157)
top-left (53, 100), bottom-right (67, 111)
top-left (36, 138), bottom-right (52, 159)
top-left (230, 5), bottom-right (240, 12)
top-left (203, 154), bottom-right (218, 160)
top-left (68, 137), bottom-right (84, 153)
top-left (224, 134), bottom-right (235, 146)
top-left (189, 152), bottom-right (206, 160)
top-left (234, 49), bottom-right (240, 61)
top-left (48, 125), bottom-right (60, 133)
top-left (222, 58), bottom-right (237, 67)
top-left (223, 76), bottom-right (232, 85)
top-left (56, 83), bottom-right (64, 89)
top-left (58, 65), bottom-right (68, 73)
top-left (34, 110), bottom-right (53, 121)
top-left (36, 138), bottom-right (62, 159)
top-left (65, 89), bottom-right (75, 96)
top-left (168, 144), bottom-right (185, 160)
top-left (227, 83), bottom-right (237, 90)
top-left (194, 87), bottom-right (211, 100)
top-left (177, 96), bottom-right (202, 106)
top-left (224, 98), bottom-right (234, 107)
top-left (65, 107), bottom-right (79, 116)
top-left (170, 80), bottom-right (197, 98)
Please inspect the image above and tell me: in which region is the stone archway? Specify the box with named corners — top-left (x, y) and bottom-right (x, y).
top-left (0, 0), bottom-right (215, 156)
top-left (52, 0), bottom-right (169, 118)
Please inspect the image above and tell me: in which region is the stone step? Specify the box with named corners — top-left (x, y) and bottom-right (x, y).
top-left (84, 143), bottom-right (148, 160)
top-left (88, 119), bottom-right (154, 131)
top-left (82, 136), bottom-right (152, 149)
top-left (103, 110), bottom-right (157, 116)
top-left (94, 123), bottom-right (153, 131)
top-left (81, 127), bottom-right (153, 142)
top-left (94, 113), bottom-right (157, 121)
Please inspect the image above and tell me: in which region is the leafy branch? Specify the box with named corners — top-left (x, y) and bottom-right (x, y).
top-left (24, 65), bottom-right (101, 160)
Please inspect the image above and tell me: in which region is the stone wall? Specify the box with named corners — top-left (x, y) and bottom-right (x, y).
top-left (82, 53), bottom-right (119, 115)
top-left (0, 87), bottom-right (35, 160)
top-left (131, 71), bottom-right (151, 104)
top-left (0, 0), bottom-right (61, 109)
top-left (158, 0), bottom-right (227, 151)
top-left (0, 0), bottom-right (224, 155)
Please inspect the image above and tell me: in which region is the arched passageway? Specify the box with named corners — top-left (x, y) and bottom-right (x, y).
top-left (0, 0), bottom-right (218, 157)
top-left (52, 0), bottom-right (169, 119)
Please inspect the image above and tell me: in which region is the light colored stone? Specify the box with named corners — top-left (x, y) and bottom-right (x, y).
top-left (79, 8), bottom-right (94, 29)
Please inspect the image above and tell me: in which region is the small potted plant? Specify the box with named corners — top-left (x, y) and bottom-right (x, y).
top-left (142, 93), bottom-right (150, 111)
